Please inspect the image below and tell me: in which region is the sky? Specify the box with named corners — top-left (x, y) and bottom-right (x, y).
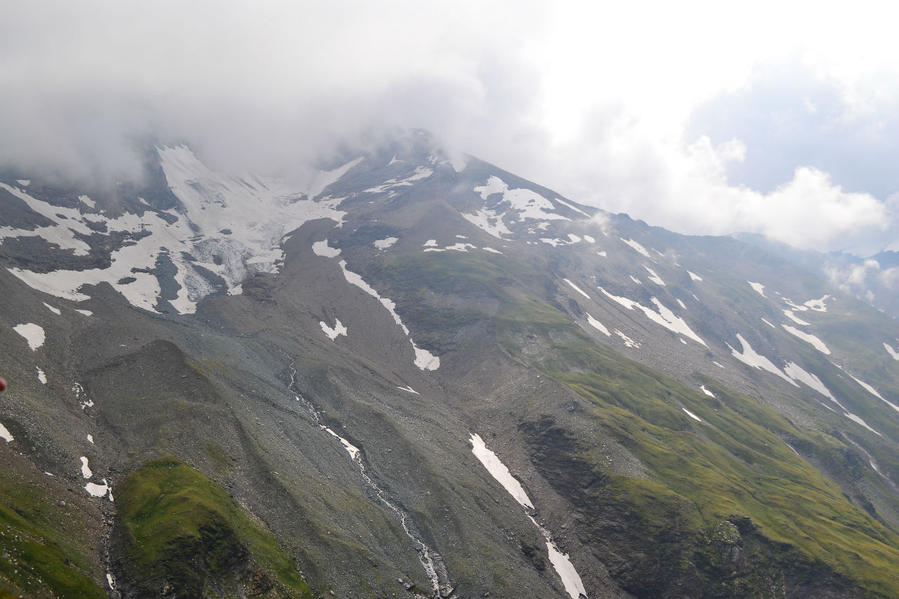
top-left (2, 0), bottom-right (898, 256)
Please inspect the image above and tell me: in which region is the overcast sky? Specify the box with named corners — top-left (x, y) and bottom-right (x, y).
top-left (2, 1), bottom-right (898, 255)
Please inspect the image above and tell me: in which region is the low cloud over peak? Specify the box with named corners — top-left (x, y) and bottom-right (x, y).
top-left (1, 1), bottom-right (896, 255)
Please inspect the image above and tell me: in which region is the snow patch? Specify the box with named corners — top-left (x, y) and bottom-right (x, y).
top-left (586, 313), bottom-right (611, 336)
top-left (462, 208), bottom-right (513, 239)
top-left (80, 456), bottom-right (92, 478)
top-left (620, 238), bottom-right (651, 258)
top-left (424, 242), bottom-right (476, 253)
top-left (78, 195), bottom-right (96, 209)
top-left (338, 260), bottom-right (438, 371)
top-left (87, 434), bottom-right (94, 444)
top-left (541, 531), bottom-right (588, 599)
top-left (688, 271), bottom-right (703, 281)
top-left (554, 196), bottom-right (591, 218)
top-left (760, 317), bottom-right (776, 329)
top-left (0, 422), bottom-right (13, 442)
top-left (682, 407), bottom-right (702, 422)
top-left (676, 298), bottom-right (687, 310)
top-left (782, 297), bottom-right (809, 312)
top-left (423, 239), bottom-right (438, 247)
top-left (84, 479), bottom-right (111, 499)
top-left (643, 266), bottom-right (666, 286)
top-left (320, 318), bottom-right (347, 341)
top-left (470, 433), bottom-right (534, 509)
top-left (470, 434), bottom-right (587, 599)
top-left (783, 362), bottom-right (837, 403)
top-left (700, 385), bottom-right (715, 398)
top-left (845, 413), bottom-right (881, 436)
top-left (43, 302), bottom-right (61, 315)
top-left (322, 426), bottom-right (361, 460)
top-left (884, 343), bottom-right (899, 361)
top-left (597, 250), bottom-right (607, 257)
top-left (306, 157), bottom-right (364, 198)
top-left (804, 295), bottom-right (831, 312)
top-left (75, 309), bottom-right (93, 316)
top-left (583, 235), bottom-right (596, 243)
top-left (614, 329), bottom-right (640, 348)
top-left (748, 281), bottom-right (766, 297)
top-left (36, 367), bottom-right (46, 384)
top-left (396, 385), bottom-right (419, 395)
top-left (364, 166), bottom-right (433, 194)
top-left (728, 335), bottom-right (797, 386)
top-left (848, 374), bottom-right (899, 413)
top-left (312, 239), bottom-right (341, 257)
top-left (373, 236), bottom-right (398, 250)
top-left (598, 287), bottom-right (706, 346)
top-left (482, 247), bottom-right (503, 254)
top-left (782, 325), bottom-right (831, 355)
top-left (16, 179), bottom-right (30, 186)
top-left (473, 176), bottom-right (570, 223)
top-left (563, 278), bottom-right (591, 299)
top-left (14, 323), bottom-right (45, 351)
top-left (783, 310), bottom-right (810, 325)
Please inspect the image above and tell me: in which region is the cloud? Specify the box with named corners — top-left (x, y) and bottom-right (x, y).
top-left (0, 1), bottom-right (549, 184)
top-left (689, 63), bottom-right (899, 199)
top-left (0, 1), bottom-right (896, 254)
top-left (825, 257), bottom-right (899, 313)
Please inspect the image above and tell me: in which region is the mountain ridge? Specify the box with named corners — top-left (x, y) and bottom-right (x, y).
top-left (0, 131), bottom-right (897, 598)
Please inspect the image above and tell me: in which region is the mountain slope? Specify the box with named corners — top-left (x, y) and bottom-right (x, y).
top-left (0, 131), bottom-right (897, 598)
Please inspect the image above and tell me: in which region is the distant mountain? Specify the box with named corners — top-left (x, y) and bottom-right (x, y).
top-left (1, 130), bottom-right (898, 598)
top-left (734, 233), bottom-right (899, 320)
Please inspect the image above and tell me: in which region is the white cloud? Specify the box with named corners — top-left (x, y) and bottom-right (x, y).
top-left (0, 1), bottom-right (897, 252)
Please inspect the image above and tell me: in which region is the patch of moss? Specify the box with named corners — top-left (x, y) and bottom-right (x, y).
top-left (115, 457), bottom-right (314, 598)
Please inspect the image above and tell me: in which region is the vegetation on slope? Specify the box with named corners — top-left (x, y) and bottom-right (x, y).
top-left (499, 303), bottom-right (899, 598)
top-left (114, 457), bottom-right (314, 599)
top-left (0, 448), bottom-right (106, 598)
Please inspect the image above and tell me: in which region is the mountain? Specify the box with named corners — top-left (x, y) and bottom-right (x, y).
top-left (1, 130), bottom-right (898, 599)
top-left (733, 233), bottom-right (899, 320)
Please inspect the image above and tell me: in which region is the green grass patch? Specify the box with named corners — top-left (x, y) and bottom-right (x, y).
top-left (116, 457), bottom-right (314, 598)
top-left (502, 302), bottom-right (899, 597)
top-left (0, 469), bottom-right (105, 598)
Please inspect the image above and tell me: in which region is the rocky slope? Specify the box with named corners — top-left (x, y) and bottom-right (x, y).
top-left (0, 131), bottom-right (897, 598)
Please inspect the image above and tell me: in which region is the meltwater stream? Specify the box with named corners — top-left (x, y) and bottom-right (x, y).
top-left (287, 360), bottom-right (452, 597)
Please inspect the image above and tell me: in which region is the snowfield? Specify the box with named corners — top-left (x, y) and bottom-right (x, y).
top-left (13, 323), bottom-right (45, 351)
top-left (3, 147), bottom-right (356, 314)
